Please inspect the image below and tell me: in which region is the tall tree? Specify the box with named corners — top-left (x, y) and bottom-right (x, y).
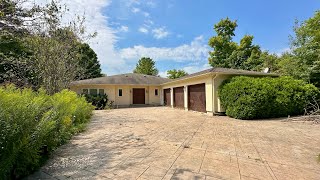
top-left (208, 18), bottom-right (238, 68)
top-left (167, 69), bottom-right (188, 79)
top-left (208, 18), bottom-right (265, 71)
top-left (288, 10), bottom-right (320, 86)
top-left (0, 0), bottom-right (99, 92)
top-left (77, 43), bottom-right (102, 80)
top-left (0, 0), bottom-right (39, 86)
top-left (133, 57), bottom-right (158, 75)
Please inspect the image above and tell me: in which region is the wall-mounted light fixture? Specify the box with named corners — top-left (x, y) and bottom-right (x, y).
top-left (146, 90), bottom-right (148, 93)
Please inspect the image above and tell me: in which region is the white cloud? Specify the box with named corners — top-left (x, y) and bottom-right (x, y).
top-left (158, 71), bottom-right (168, 78)
top-left (176, 34), bottom-right (183, 38)
top-left (146, 1), bottom-right (157, 8)
top-left (158, 63), bottom-right (210, 78)
top-left (138, 27), bottom-right (149, 34)
top-left (30, 0), bottom-right (132, 75)
top-left (131, 7), bottom-right (140, 13)
top-left (119, 35), bottom-right (209, 61)
top-left (182, 64), bottom-right (211, 74)
top-left (29, 1), bottom-right (210, 76)
top-left (152, 27), bottom-right (170, 39)
top-left (118, 25), bottom-right (129, 32)
top-left (143, 12), bottom-right (150, 17)
top-left (144, 19), bottom-right (154, 26)
top-left (275, 47), bottom-right (291, 56)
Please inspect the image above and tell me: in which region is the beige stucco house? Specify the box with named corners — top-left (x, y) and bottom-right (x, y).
top-left (70, 67), bottom-right (277, 115)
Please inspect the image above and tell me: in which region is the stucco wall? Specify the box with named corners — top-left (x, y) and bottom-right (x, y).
top-left (70, 84), bottom-right (116, 103)
top-left (70, 84), bottom-right (161, 106)
top-left (148, 86), bottom-right (161, 105)
top-left (212, 74), bottom-right (233, 112)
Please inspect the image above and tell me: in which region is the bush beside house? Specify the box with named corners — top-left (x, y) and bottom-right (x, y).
top-left (84, 94), bottom-right (113, 110)
top-left (218, 76), bottom-right (319, 119)
top-left (0, 85), bottom-right (94, 179)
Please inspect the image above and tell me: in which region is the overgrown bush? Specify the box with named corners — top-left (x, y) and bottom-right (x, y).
top-left (218, 76), bottom-right (319, 119)
top-left (84, 94), bottom-right (113, 110)
top-left (0, 85), bottom-right (94, 179)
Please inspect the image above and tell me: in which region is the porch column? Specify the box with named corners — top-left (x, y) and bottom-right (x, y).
top-left (160, 88), bottom-right (164, 105)
top-left (184, 85), bottom-right (188, 111)
top-left (170, 87), bottom-right (174, 108)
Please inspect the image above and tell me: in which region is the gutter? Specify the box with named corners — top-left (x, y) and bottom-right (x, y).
top-left (160, 71), bottom-right (278, 86)
top-left (160, 72), bottom-right (213, 85)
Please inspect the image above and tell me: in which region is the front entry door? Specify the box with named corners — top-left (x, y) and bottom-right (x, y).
top-left (133, 88), bottom-right (145, 104)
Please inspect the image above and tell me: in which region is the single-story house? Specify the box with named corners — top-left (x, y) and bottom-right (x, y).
top-left (70, 67), bottom-right (278, 115)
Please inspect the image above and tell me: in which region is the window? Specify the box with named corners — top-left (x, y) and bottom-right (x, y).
top-left (89, 89), bottom-right (97, 95)
top-left (82, 89), bottom-right (88, 94)
top-left (118, 89), bottom-right (123, 96)
top-left (155, 89), bottom-right (158, 96)
top-left (99, 89), bottom-right (104, 95)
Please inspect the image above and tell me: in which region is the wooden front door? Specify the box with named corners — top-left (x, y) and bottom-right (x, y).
top-left (188, 83), bottom-right (206, 112)
top-left (133, 88), bottom-right (145, 104)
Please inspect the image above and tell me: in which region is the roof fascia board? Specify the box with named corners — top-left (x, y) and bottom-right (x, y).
top-left (71, 84), bottom-right (162, 86)
top-left (160, 72), bottom-right (278, 85)
top-left (160, 72), bottom-right (213, 85)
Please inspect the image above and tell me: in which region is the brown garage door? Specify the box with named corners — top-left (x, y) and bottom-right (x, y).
top-left (133, 88), bottom-right (145, 104)
top-left (174, 87), bottom-right (184, 109)
top-left (188, 83), bottom-right (206, 112)
top-left (164, 88), bottom-right (171, 106)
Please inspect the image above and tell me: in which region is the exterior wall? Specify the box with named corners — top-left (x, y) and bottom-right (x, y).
top-left (161, 74), bottom-right (213, 113)
top-left (212, 74), bottom-right (233, 113)
top-left (115, 85), bottom-right (130, 105)
top-left (148, 86), bottom-right (161, 105)
top-left (70, 84), bottom-right (116, 103)
top-left (70, 84), bottom-right (161, 106)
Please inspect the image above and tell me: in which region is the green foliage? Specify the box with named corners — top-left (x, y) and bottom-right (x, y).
top-left (218, 76), bottom-right (319, 120)
top-left (0, 85), bottom-right (93, 179)
top-left (84, 93), bottom-right (111, 110)
top-left (208, 18), bottom-right (267, 71)
top-left (208, 18), bottom-right (238, 68)
top-left (133, 57), bottom-right (159, 75)
top-left (281, 10), bottom-right (320, 87)
top-left (77, 43), bottom-right (102, 80)
top-left (0, 0), bottom-right (101, 93)
top-left (167, 69), bottom-right (188, 79)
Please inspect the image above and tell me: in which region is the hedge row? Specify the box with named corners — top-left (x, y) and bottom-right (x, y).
top-left (0, 85), bottom-right (94, 179)
top-left (218, 76), bottom-right (319, 119)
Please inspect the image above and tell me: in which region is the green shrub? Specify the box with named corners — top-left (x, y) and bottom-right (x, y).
top-left (0, 85), bottom-right (94, 179)
top-left (84, 94), bottom-right (112, 110)
top-left (218, 76), bottom-right (319, 119)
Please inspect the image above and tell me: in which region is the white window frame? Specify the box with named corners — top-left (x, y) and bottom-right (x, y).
top-left (118, 88), bottom-right (123, 97)
top-left (98, 89), bottom-right (105, 95)
top-left (155, 89), bottom-right (159, 96)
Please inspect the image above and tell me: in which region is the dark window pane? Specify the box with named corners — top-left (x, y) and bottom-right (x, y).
top-left (89, 89), bottom-right (97, 95)
top-left (82, 89), bottom-right (88, 94)
top-left (99, 89), bottom-right (104, 95)
top-left (119, 89), bottom-right (122, 96)
top-left (155, 89), bottom-right (158, 96)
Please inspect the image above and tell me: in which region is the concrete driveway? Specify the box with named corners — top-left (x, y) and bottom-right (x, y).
top-left (28, 107), bottom-right (320, 180)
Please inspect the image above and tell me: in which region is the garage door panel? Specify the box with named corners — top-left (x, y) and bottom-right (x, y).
top-left (174, 87), bottom-right (184, 109)
top-left (188, 84), bottom-right (206, 112)
top-left (164, 88), bottom-right (171, 106)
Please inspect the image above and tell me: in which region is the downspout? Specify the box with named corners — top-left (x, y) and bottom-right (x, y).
top-left (212, 73), bottom-right (219, 115)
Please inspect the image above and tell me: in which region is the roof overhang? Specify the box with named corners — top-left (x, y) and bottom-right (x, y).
top-left (160, 71), bottom-right (279, 86)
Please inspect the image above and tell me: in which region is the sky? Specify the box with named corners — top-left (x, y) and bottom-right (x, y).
top-left (34, 0), bottom-right (320, 77)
